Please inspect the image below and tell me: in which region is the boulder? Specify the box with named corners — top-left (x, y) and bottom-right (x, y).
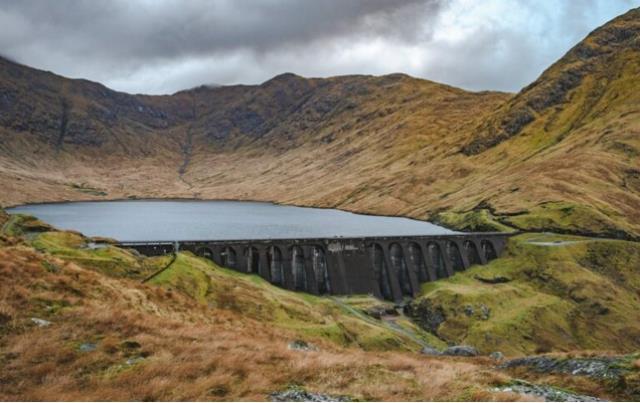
top-left (501, 355), bottom-right (624, 379)
top-left (420, 346), bottom-right (442, 356)
top-left (496, 379), bottom-right (602, 402)
top-left (79, 343), bottom-right (97, 352)
top-left (490, 351), bottom-right (505, 361)
top-left (30, 317), bottom-right (52, 327)
top-left (271, 388), bottom-right (350, 402)
top-left (363, 304), bottom-right (398, 320)
top-left (442, 345), bottom-right (478, 357)
top-left (288, 340), bottom-right (319, 352)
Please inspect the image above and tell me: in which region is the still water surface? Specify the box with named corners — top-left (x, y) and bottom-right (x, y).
top-left (8, 200), bottom-right (458, 241)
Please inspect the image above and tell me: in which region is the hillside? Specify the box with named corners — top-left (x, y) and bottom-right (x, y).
top-left (0, 9), bottom-right (639, 240)
top-left (2, 211), bottom-right (640, 401)
top-left (408, 233), bottom-right (640, 355)
top-left (0, 61), bottom-right (507, 212)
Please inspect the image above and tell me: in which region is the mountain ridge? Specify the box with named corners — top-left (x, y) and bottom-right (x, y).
top-left (0, 7), bottom-right (639, 240)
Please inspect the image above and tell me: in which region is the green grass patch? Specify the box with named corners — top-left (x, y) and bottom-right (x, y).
top-left (503, 202), bottom-right (632, 239)
top-left (30, 231), bottom-right (157, 279)
top-left (409, 233), bottom-right (640, 355)
top-left (432, 209), bottom-right (516, 233)
top-left (149, 252), bottom-right (425, 351)
top-left (1, 214), bottom-right (54, 237)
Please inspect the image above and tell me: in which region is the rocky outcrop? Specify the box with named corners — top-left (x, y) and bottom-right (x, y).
top-left (403, 299), bottom-right (446, 335)
top-left (442, 345), bottom-right (478, 357)
top-left (270, 387), bottom-right (351, 402)
top-left (496, 379), bottom-right (602, 402)
top-left (500, 355), bottom-right (627, 380)
top-left (287, 340), bottom-right (319, 352)
top-left (420, 345), bottom-right (480, 357)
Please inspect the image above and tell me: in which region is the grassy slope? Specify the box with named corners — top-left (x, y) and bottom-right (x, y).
top-left (148, 251), bottom-right (436, 351)
top-left (27, 228), bottom-right (430, 352)
top-left (2, 216), bottom-right (510, 401)
top-left (408, 233), bottom-right (640, 356)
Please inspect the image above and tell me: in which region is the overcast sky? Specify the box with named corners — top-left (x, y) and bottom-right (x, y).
top-left (0, 0), bottom-right (637, 94)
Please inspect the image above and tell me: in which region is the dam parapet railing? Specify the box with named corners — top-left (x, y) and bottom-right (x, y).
top-left (118, 232), bottom-right (513, 302)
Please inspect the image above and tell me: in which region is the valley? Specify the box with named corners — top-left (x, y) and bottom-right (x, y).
top-left (1, 9), bottom-right (639, 240)
top-left (0, 5), bottom-right (639, 402)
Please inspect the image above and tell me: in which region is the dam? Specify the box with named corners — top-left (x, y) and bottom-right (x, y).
top-left (8, 200), bottom-right (512, 302)
top-left (120, 233), bottom-right (510, 302)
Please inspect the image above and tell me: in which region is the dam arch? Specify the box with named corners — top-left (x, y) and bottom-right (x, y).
top-left (481, 239), bottom-right (498, 261)
top-left (389, 243), bottom-right (413, 297)
top-left (268, 246), bottom-right (284, 285)
top-left (408, 242), bottom-right (429, 282)
top-left (244, 246), bottom-right (260, 273)
top-left (196, 247), bottom-right (214, 261)
top-left (464, 240), bottom-right (481, 267)
top-left (369, 243), bottom-right (393, 301)
top-left (427, 242), bottom-right (447, 279)
top-left (446, 241), bottom-right (465, 272)
top-left (312, 246), bottom-right (331, 294)
top-left (291, 245), bottom-right (307, 291)
top-left (221, 246), bottom-right (237, 269)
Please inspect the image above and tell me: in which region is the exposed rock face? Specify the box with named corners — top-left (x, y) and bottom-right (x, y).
top-left (420, 346), bottom-right (442, 356)
top-left (442, 345), bottom-right (478, 357)
top-left (363, 304), bottom-right (398, 320)
top-left (501, 355), bottom-right (626, 380)
top-left (419, 345), bottom-right (480, 357)
top-left (489, 351), bottom-right (504, 361)
top-left (496, 379), bottom-right (602, 402)
top-left (287, 340), bottom-right (319, 352)
top-left (30, 317), bottom-right (52, 327)
top-left (403, 300), bottom-right (446, 335)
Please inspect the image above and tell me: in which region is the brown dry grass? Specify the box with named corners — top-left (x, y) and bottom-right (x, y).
top-left (0, 240), bottom-right (526, 401)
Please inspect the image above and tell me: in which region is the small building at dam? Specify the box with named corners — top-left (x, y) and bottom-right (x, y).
top-left (119, 233), bottom-right (511, 302)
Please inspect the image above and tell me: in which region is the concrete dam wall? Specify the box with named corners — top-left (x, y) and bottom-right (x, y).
top-left (120, 233), bottom-right (511, 302)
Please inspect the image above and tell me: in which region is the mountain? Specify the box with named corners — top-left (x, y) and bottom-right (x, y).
top-left (453, 7), bottom-right (640, 238)
top-left (0, 8), bottom-right (639, 240)
top-left (0, 57), bottom-right (508, 211)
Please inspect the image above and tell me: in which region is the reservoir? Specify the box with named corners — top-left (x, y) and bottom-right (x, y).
top-left (7, 200), bottom-right (458, 242)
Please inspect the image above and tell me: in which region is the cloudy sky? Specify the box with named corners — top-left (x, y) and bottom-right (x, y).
top-left (0, 0), bottom-right (637, 94)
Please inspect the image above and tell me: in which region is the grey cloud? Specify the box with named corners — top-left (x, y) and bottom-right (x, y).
top-left (0, 1), bottom-right (438, 67)
top-left (0, 0), bottom-right (637, 94)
